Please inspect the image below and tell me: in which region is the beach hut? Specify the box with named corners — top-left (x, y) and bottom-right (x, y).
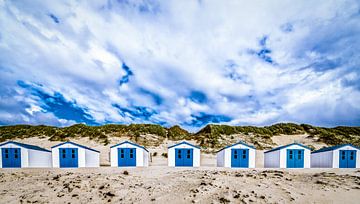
top-left (51, 141), bottom-right (100, 168)
top-left (264, 143), bottom-right (311, 168)
top-left (311, 144), bottom-right (360, 168)
top-left (110, 141), bottom-right (149, 167)
top-left (0, 141), bottom-right (52, 168)
top-left (168, 141), bottom-right (200, 167)
top-left (216, 141), bottom-right (256, 168)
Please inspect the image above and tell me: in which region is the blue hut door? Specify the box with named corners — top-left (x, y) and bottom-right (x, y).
top-left (175, 149), bottom-right (182, 166)
top-left (339, 150), bottom-right (357, 168)
top-left (348, 150), bottom-right (357, 168)
top-left (231, 149), bottom-right (249, 168)
top-left (59, 148), bottom-right (78, 168)
top-left (183, 149), bottom-right (193, 166)
top-left (175, 148), bottom-right (193, 166)
top-left (287, 149), bottom-right (304, 168)
top-left (118, 148), bottom-right (136, 167)
top-left (1, 148), bottom-right (21, 168)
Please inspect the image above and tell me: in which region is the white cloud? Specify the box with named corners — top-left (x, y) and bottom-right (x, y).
top-left (0, 0), bottom-right (359, 129)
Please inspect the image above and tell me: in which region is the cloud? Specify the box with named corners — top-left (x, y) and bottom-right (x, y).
top-left (0, 0), bottom-right (359, 130)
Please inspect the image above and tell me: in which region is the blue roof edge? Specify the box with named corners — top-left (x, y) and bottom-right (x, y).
top-left (265, 143), bottom-right (312, 154)
top-left (51, 141), bottom-right (100, 153)
top-left (110, 141), bottom-right (149, 152)
top-left (217, 141), bottom-right (256, 153)
top-left (312, 144), bottom-right (360, 154)
top-left (168, 141), bottom-right (201, 149)
top-left (0, 141), bottom-right (51, 152)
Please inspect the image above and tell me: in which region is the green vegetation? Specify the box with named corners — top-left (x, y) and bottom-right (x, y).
top-left (167, 125), bottom-right (191, 140)
top-left (193, 123), bottom-right (305, 150)
top-left (0, 123), bottom-right (359, 151)
top-left (300, 124), bottom-right (360, 146)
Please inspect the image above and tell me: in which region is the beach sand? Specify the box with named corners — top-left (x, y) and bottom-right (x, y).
top-left (0, 167), bottom-right (359, 204)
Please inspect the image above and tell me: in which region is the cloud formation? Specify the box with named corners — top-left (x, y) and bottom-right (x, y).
top-left (0, 0), bottom-right (359, 131)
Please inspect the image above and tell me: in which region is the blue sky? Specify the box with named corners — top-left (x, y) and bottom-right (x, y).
top-left (0, 0), bottom-right (359, 131)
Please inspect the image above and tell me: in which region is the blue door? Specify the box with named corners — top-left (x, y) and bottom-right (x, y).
top-left (287, 149), bottom-right (304, 168)
top-left (339, 150), bottom-right (357, 168)
top-left (175, 148), bottom-right (193, 166)
top-left (1, 148), bottom-right (21, 168)
top-left (59, 148), bottom-right (78, 168)
top-left (183, 149), bottom-right (193, 166)
top-left (175, 149), bottom-right (182, 166)
top-left (231, 149), bottom-right (249, 168)
top-left (118, 148), bottom-right (136, 167)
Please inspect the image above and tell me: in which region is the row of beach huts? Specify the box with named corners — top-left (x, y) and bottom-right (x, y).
top-left (0, 140), bottom-right (359, 168)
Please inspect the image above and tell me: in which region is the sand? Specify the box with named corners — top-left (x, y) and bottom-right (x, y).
top-left (0, 167), bottom-right (359, 204)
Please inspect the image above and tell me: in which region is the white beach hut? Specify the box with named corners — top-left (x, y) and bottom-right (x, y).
top-left (264, 143), bottom-right (311, 168)
top-left (51, 141), bottom-right (100, 168)
top-left (217, 141), bottom-right (256, 168)
top-left (168, 141), bottom-right (200, 167)
top-left (311, 144), bottom-right (360, 168)
top-left (0, 141), bottom-right (52, 168)
top-left (110, 141), bottom-right (149, 167)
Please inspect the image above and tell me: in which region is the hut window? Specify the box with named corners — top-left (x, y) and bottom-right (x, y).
top-left (14, 150), bottom-right (18, 159)
top-left (178, 150), bottom-right (181, 158)
top-left (62, 152), bottom-right (66, 158)
top-left (289, 150), bottom-right (293, 159)
top-left (130, 149), bottom-right (134, 158)
top-left (342, 151), bottom-right (345, 160)
top-left (234, 150), bottom-right (237, 159)
top-left (242, 150), bottom-right (246, 159)
top-left (5, 149), bottom-right (8, 153)
top-left (298, 151), bottom-right (301, 159)
top-left (4, 151), bottom-right (8, 158)
top-left (350, 152), bottom-right (354, 160)
top-left (187, 150), bottom-right (191, 158)
top-left (120, 149), bottom-right (124, 158)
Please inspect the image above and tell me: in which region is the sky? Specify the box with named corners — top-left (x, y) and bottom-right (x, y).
top-left (0, 0), bottom-right (359, 131)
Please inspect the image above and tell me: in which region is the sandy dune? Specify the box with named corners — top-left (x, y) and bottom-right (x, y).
top-left (0, 167), bottom-right (359, 204)
top-left (15, 134), bottom-right (328, 168)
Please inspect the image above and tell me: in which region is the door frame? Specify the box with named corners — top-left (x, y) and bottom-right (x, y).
top-left (231, 148), bottom-right (249, 168)
top-left (175, 148), bottom-right (194, 167)
top-left (1, 148), bottom-right (21, 168)
top-left (59, 148), bottom-right (78, 168)
top-left (286, 149), bottom-right (304, 168)
top-left (117, 148), bottom-right (137, 167)
top-left (339, 150), bottom-right (357, 168)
